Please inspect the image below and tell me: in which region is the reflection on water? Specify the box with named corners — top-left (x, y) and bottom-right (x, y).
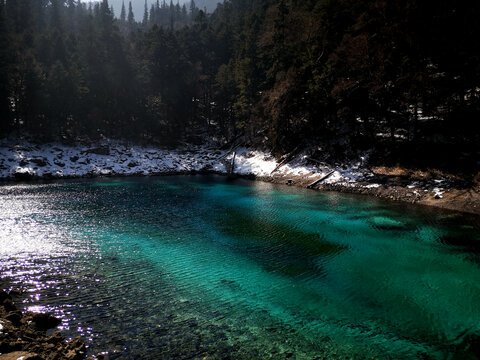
top-left (1, 176), bottom-right (480, 359)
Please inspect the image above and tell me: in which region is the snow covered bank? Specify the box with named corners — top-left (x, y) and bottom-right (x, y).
top-left (1, 138), bottom-right (476, 215)
top-left (0, 139), bottom-right (365, 184)
top-left (0, 140), bottom-right (219, 179)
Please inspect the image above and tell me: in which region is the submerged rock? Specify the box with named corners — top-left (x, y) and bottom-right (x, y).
top-left (0, 291), bottom-right (10, 303)
top-left (30, 312), bottom-right (61, 330)
top-left (4, 311), bottom-right (22, 325)
top-left (369, 216), bottom-right (407, 230)
top-left (0, 290), bottom-right (93, 360)
top-left (2, 298), bottom-right (16, 312)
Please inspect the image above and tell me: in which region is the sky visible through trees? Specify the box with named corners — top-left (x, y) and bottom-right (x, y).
top-left (85, 0), bottom-right (220, 20)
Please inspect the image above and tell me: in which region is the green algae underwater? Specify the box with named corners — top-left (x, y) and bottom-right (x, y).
top-left (1, 175), bottom-right (480, 359)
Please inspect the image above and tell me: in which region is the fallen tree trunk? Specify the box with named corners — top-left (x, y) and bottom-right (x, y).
top-left (307, 170), bottom-right (335, 188)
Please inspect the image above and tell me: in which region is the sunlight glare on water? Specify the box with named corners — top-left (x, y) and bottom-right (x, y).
top-left (1, 176), bottom-right (480, 359)
top-left (0, 185), bottom-right (71, 257)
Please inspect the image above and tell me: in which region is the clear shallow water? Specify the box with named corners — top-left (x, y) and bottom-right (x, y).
top-left (1, 176), bottom-right (480, 359)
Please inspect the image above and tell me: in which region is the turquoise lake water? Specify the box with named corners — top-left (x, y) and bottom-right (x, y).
top-left (1, 176), bottom-right (480, 359)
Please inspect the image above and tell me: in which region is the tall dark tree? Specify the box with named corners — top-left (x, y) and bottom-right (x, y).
top-left (120, 0), bottom-right (126, 22)
top-left (127, 1), bottom-right (134, 26)
top-left (142, 0), bottom-right (148, 26)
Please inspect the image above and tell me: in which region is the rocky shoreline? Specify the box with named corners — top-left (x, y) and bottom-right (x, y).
top-left (260, 170), bottom-right (480, 216)
top-left (0, 291), bottom-right (91, 360)
top-left (1, 138), bottom-right (479, 216)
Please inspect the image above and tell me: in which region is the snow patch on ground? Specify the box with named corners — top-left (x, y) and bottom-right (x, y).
top-left (433, 187), bottom-right (444, 198)
top-left (0, 139), bottom-right (227, 179)
top-left (0, 139), bottom-right (450, 199)
top-left (229, 148), bottom-right (277, 176)
top-left (0, 138), bottom-right (371, 188)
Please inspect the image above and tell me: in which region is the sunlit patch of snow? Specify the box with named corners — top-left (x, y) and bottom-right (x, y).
top-left (223, 148), bottom-right (276, 176)
top-left (14, 167), bottom-right (35, 176)
top-left (433, 187), bottom-right (444, 198)
top-left (323, 171), bottom-right (343, 184)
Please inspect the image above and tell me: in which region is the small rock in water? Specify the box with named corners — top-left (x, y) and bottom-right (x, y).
top-left (5, 311), bottom-right (22, 325)
top-left (2, 298), bottom-right (16, 312)
top-left (30, 313), bottom-right (61, 330)
top-left (0, 291), bottom-right (10, 303)
top-left (370, 216), bottom-right (406, 230)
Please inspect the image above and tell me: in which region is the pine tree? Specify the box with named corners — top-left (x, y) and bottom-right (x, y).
top-left (181, 4), bottom-right (187, 22)
top-left (189, 0), bottom-right (198, 21)
top-left (120, 0), bottom-right (126, 22)
top-left (127, 1), bottom-right (134, 25)
top-left (156, 0), bottom-right (161, 25)
top-left (149, 4), bottom-right (155, 26)
top-left (169, 0), bottom-right (174, 29)
top-left (175, 1), bottom-right (181, 24)
top-left (142, 0), bottom-right (148, 26)
top-left (99, 0), bottom-right (113, 30)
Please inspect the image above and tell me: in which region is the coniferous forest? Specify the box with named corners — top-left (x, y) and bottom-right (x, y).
top-left (0, 0), bottom-right (479, 172)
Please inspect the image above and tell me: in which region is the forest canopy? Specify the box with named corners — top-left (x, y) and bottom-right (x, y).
top-left (0, 0), bottom-right (479, 171)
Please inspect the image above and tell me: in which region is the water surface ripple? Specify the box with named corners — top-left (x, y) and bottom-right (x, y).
top-left (1, 176), bottom-right (480, 359)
